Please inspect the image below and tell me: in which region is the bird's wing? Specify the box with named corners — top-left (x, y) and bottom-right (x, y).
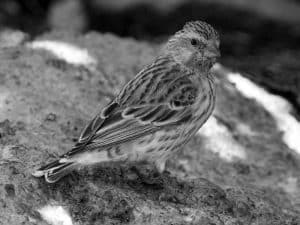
top-left (64, 56), bottom-right (198, 157)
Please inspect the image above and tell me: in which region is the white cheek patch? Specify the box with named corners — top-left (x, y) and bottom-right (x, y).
top-left (199, 116), bottom-right (247, 161)
top-left (38, 205), bottom-right (73, 225)
top-left (228, 72), bottom-right (300, 155)
top-left (180, 50), bottom-right (194, 64)
top-left (27, 40), bottom-right (97, 67)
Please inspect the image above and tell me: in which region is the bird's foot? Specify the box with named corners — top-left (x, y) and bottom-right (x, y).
top-left (129, 163), bottom-right (166, 186)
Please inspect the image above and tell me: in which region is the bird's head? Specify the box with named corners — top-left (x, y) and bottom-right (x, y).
top-left (164, 21), bottom-right (220, 72)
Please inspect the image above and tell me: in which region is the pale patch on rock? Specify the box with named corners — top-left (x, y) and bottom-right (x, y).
top-left (0, 90), bottom-right (9, 119)
top-left (0, 91), bottom-right (8, 110)
top-left (0, 30), bottom-right (28, 48)
top-left (199, 116), bottom-right (247, 161)
top-left (278, 176), bottom-right (298, 195)
top-left (1, 145), bottom-right (14, 160)
top-left (235, 122), bottom-right (256, 136)
top-left (38, 205), bottom-right (73, 225)
top-left (27, 40), bottom-right (97, 67)
top-left (228, 72), bottom-right (300, 155)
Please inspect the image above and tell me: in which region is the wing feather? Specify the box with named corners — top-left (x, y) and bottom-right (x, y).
top-left (78, 102), bottom-right (119, 142)
top-left (64, 56), bottom-right (198, 158)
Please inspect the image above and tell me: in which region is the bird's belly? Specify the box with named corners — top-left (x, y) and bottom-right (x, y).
top-left (127, 129), bottom-right (181, 162)
top-left (75, 129), bottom-right (181, 165)
top-left (172, 91), bottom-right (215, 150)
top-left (76, 90), bottom-right (215, 165)
top-left (128, 95), bottom-right (215, 162)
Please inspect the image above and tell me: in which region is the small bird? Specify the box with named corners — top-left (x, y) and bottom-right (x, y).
top-left (33, 21), bottom-right (220, 183)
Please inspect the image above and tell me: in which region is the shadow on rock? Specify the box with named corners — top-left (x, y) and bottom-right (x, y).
top-left (32, 166), bottom-right (232, 223)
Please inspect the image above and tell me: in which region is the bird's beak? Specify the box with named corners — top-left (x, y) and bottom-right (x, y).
top-left (204, 44), bottom-right (221, 58)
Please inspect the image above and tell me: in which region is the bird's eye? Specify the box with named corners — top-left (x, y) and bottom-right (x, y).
top-left (190, 39), bottom-right (198, 46)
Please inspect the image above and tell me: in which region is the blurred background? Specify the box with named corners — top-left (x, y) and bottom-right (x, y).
top-left (1, 0), bottom-right (299, 114)
top-left (1, 0), bottom-right (300, 51)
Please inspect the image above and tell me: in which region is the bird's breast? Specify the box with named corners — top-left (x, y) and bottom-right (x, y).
top-left (186, 74), bottom-right (216, 135)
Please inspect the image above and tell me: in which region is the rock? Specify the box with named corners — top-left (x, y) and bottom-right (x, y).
top-left (224, 51), bottom-right (300, 118)
top-left (0, 30), bottom-right (28, 49)
top-left (0, 30), bottom-right (299, 224)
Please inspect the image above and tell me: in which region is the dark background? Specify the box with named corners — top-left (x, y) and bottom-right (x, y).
top-left (1, 0), bottom-right (300, 54)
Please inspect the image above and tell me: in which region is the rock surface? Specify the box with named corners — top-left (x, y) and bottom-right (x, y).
top-left (0, 30), bottom-right (299, 225)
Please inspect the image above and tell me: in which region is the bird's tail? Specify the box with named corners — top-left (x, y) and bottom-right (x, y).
top-left (32, 159), bottom-right (76, 183)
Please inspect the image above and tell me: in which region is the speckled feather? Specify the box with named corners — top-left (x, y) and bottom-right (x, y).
top-left (181, 21), bottom-right (219, 40)
top-left (66, 55), bottom-right (198, 155)
top-left (33, 20), bottom-right (220, 183)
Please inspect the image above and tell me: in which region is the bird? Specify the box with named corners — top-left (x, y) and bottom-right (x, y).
top-left (32, 21), bottom-right (220, 183)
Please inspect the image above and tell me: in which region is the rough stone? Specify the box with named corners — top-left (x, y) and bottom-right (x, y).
top-left (0, 30), bottom-right (299, 225)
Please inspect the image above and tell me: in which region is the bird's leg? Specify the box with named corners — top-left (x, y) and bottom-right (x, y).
top-left (155, 157), bottom-right (172, 178)
top-left (154, 157), bottom-right (167, 174)
top-left (127, 161), bottom-right (165, 185)
top-left (132, 162), bottom-right (157, 177)
top-left (133, 157), bottom-right (172, 185)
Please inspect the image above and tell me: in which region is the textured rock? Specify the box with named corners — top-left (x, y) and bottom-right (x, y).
top-left (0, 30), bottom-right (299, 225)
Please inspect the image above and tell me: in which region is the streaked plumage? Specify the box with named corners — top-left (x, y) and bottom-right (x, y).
top-left (33, 21), bottom-right (220, 183)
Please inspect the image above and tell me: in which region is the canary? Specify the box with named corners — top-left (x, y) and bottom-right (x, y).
top-left (33, 21), bottom-right (220, 183)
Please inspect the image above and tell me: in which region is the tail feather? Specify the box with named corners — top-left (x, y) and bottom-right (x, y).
top-left (32, 160), bottom-right (76, 183)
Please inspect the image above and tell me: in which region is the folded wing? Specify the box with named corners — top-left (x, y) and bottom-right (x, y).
top-left (63, 56), bottom-right (198, 158)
